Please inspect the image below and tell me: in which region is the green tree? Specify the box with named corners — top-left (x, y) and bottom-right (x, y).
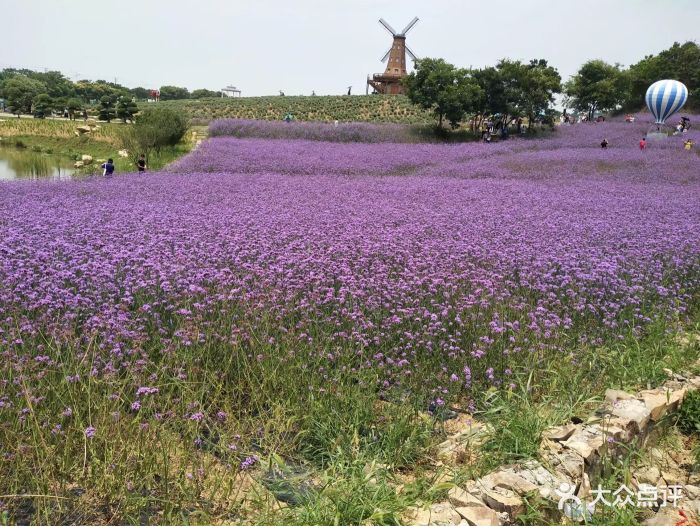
top-left (98, 95), bottom-right (116, 122)
top-left (565, 60), bottom-right (627, 121)
top-left (32, 93), bottom-right (54, 119)
top-left (2, 75), bottom-right (46, 117)
top-left (159, 85), bottom-right (190, 100)
top-left (403, 58), bottom-right (483, 129)
top-left (129, 87), bottom-right (150, 100)
top-left (134, 106), bottom-right (188, 154)
top-left (66, 97), bottom-right (83, 120)
top-left (191, 88), bottom-right (221, 99)
top-left (504, 59), bottom-right (562, 130)
top-left (624, 41), bottom-right (700, 112)
top-left (116, 96), bottom-right (139, 122)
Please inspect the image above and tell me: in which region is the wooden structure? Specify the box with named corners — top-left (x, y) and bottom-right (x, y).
top-left (367, 17), bottom-right (419, 95)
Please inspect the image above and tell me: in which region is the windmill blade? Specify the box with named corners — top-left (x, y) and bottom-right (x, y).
top-left (379, 18), bottom-right (398, 35)
top-left (381, 47), bottom-right (392, 62)
top-left (400, 17), bottom-right (419, 35)
top-left (406, 46), bottom-right (418, 61)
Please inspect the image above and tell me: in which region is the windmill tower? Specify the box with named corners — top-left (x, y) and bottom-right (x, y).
top-left (367, 17), bottom-right (419, 95)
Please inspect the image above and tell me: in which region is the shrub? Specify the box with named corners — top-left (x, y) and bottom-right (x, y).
top-left (135, 106), bottom-right (188, 153)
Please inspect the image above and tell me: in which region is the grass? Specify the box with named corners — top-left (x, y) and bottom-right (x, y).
top-left (0, 118), bottom-right (204, 173)
top-left (153, 95), bottom-right (434, 125)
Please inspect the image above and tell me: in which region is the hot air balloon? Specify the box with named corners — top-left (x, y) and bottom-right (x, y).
top-left (645, 80), bottom-right (688, 125)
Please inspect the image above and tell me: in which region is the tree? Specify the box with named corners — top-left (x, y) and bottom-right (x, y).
top-left (2, 75), bottom-right (46, 116)
top-left (403, 58), bottom-right (483, 129)
top-left (159, 85), bottom-right (190, 100)
top-left (624, 41), bottom-right (700, 112)
top-left (133, 106), bottom-right (188, 154)
top-left (565, 60), bottom-right (627, 121)
top-left (116, 96), bottom-right (138, 122)
top-left (508, 59), bottom-right (562, 130)
top-left (98, 95), bottom-right (116, 122)
top-left (66, 97), bottom-right (83, 120)
top-left (191, 88), bottom-right (221, 99)
top-left (129, 87), bottom-right (150, 101)
top-left (32, 93), bottom-right (53, 118)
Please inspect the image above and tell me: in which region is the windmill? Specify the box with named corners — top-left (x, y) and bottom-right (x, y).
top-left (367, 17), bottom-right (419, 95)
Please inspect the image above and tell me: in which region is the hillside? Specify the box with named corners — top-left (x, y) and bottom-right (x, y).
top-left (154, 95), bottom-right (434, 124)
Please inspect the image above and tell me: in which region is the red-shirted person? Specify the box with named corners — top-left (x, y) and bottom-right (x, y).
top-left (639, 137), bottom-right (647, 150)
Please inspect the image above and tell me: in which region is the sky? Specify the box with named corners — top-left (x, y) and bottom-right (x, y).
top-left (2, 0), bottom-right (699, 97)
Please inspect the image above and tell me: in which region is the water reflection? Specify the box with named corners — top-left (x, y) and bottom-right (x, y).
top-left (0, 148), bottom-right (75, 181)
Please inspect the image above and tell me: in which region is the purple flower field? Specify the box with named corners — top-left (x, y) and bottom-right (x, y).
top-left (1, 116), bottom-right (699, 518)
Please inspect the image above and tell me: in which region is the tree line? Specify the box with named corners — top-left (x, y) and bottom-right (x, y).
top-left (404, 41), bottom-right (699, 131)
top-left (0, 69), bottom-right (221, 118)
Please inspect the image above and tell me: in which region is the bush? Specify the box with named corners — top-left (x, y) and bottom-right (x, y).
top-left (135, 106), bottom-right (188, 153)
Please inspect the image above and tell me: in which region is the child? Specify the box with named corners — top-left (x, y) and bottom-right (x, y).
top-left (600, 138), bottom-right (608, 149)
top-left (136, 154), bottom-right (146, 173)
top-left (639, 137), bottom-right (647, 151)
top-left (685, 139), bottom-right (694, 151)
top-left (101, 158), bottom-right (115, 177)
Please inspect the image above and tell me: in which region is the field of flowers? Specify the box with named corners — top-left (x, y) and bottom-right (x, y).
top-left (157, 95), bottom-right (433, 124)
top-left (1, 116), bottom-right (699, 524)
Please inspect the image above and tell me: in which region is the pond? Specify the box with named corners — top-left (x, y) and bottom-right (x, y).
top-left (0, 147), bottom-right (75, 181)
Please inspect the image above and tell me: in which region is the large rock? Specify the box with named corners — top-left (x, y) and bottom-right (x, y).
top-left (635, 466), bottom-right (662, 486)
top-left (81, 154), bottom-right (93, 163)
top-left (448, 487), bottom-right (482, 508)
top-left (542, 424), bottom-right (577, 442)
top-left (405, 502), bottom-right (463, 526)
top-left (643, 509), bottom-right (688, 526)
top-left (610, 399), bottom-right (651, 432)
top-left (605, 389), bottom-right (636, 403)
top-left (561, 426), bottom-right (604, 463)
top-left (455, 504), bottom-right (503, 526)
top-left (482, 470), bottom-right (539, 496)
top-left (483, 487), bottom-right (524, 516)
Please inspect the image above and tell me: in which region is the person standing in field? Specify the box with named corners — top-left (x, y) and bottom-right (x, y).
top-left (639, 137), bottom-right (647, 151)
top-left (685, 139), bottom-right (694, 151)
top-left (600, 138), bottom-right (608, 149)
top-left (101, 158), bottom-right (115, 177)
top-left (136, 154), bottom-right (146, 173)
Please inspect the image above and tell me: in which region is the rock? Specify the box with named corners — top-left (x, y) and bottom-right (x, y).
top-left (669, 388), bottom-right (687, 408)
top-left (455, 504), bottom-right (502, 526)
top-left (76, 126), bottom-right (91, 134)
top-left (635, 466), bottom-right (662, 485)
top-left (605, 389), bottom-right (636, 403)
top-left (643, 509), bottom-right (687, 526)
top-left (662, 368), bottom-right (674, 378)
top-left (638, 390), bottom-right (671, 421)
top-left (541, 448), bottom-right (585, 480)
top-left (611, 399), bottom-right (651, 433)
top-left (577, 473), bottom-right (591, 500)
top-left (81, 154), bottom-right (93, 163)
top-left (483, 488), bottom-right (524, 516)
top-left (561, 426), bottom-right (604, 463)
top-left (448, 487), bottom-right (481, 508)
top-left (118, 149), bottom-right (129, 158)
top-left (485, 470), bottom-right (539, 495)
top-left (406, 502), bottom-right (462, 526)
top-left (73, 161), bottom-right (84, 168)
top-left (684, 485), bottom-right (700, 500)
top-left (542, 424), bottom-right (577, 442)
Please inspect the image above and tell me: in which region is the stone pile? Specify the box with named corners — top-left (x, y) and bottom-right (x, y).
top-left (405, 366), bottom-right (700, 526)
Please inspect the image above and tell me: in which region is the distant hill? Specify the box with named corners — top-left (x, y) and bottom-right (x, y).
top-left (151, 95), bottom-right (433, 124)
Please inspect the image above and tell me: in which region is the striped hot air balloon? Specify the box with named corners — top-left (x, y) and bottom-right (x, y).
top-left (645, 80), bottom-right (688, 124)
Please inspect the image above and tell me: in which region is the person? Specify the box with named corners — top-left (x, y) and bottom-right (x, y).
top-left (600, 138), bottom-right (608, 149)
top-left (82, 109), bottom-right (88, 121)
top-left (136, 154), bottom-right (146, 173)
top-left (101, 158), bottom-right (115, 177)
top-left (639, 137), bottom-right (647, 151)
top-left (685, 139), bottom-right (694, 151)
